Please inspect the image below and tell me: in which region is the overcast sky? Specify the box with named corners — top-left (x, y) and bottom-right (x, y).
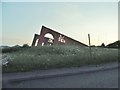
top-left (1, 2), bottom-right (118, 46)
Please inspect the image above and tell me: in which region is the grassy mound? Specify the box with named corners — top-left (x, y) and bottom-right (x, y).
top-left (2, 45), bottom-right (119, 73)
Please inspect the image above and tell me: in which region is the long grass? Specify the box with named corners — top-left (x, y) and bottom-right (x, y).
top-left (2, 45), bottom-right (119, 73)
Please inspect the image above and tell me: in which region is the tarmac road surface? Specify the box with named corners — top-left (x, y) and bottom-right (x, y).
top-left (3, 67), bottom-right (118, 88)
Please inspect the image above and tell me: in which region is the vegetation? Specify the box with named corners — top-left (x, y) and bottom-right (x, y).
top-left (2, 45), bottom-right (119, 73)
top-left (106, 40), bottom-right (120, 48)
top-left (2, 44), bottom-right (30, 53)
top-left (101, 43), bottom-right (105, 47)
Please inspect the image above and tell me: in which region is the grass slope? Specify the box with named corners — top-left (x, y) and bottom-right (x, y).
top-left (2, 45), bottom-right (119, 73)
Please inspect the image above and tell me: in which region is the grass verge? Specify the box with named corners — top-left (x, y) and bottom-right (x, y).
top-left (2, 45), bottom-right (119, 73)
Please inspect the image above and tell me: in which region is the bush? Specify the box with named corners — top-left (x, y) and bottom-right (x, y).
top-left (101, 43), bottom-right (105, 47)
top-left (22, 44), bottom-right (29, 48)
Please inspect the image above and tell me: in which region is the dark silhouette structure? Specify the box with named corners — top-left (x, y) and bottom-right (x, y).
top-left (32, 26), bottom-right (87, 47)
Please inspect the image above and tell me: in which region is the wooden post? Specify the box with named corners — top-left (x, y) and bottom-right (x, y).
top-left (88, 34), bottom-right (92, 59)
top-left (88, 34), bottom-right (91, 47)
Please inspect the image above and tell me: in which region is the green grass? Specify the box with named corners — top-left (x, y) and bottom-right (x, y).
top-left (2, 45), bottom-right (119, 73)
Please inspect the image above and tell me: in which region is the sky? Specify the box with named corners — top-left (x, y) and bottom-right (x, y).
top-left (1, 1), bottom-right (118, 46)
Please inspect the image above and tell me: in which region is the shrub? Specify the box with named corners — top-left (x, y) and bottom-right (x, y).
top-left (22, 44), bottom-right (29, 48)
top-left (101, 43), bottom-right (105, 47)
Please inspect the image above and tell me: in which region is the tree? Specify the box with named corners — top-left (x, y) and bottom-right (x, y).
top-left (101, 43), bottom-right (105, 47)
top-left (22, 44), bottom-right (29, 48)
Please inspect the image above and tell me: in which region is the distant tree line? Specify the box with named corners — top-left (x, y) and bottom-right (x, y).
top-left (2, 44), bottom-right (30, 53)
top-left (91, 40), bottom-right (120, 49)
top-left (106, 40), bottom-right (120, 48)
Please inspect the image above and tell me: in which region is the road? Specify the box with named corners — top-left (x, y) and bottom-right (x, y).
top-left (3, 67), bottom-right (118, 88)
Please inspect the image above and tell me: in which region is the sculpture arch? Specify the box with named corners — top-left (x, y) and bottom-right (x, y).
top-left (32, 26), bottom-right (87, 47)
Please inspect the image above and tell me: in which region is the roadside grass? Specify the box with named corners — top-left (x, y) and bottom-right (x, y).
top-left (2, 45), bottom-right (119, 73)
